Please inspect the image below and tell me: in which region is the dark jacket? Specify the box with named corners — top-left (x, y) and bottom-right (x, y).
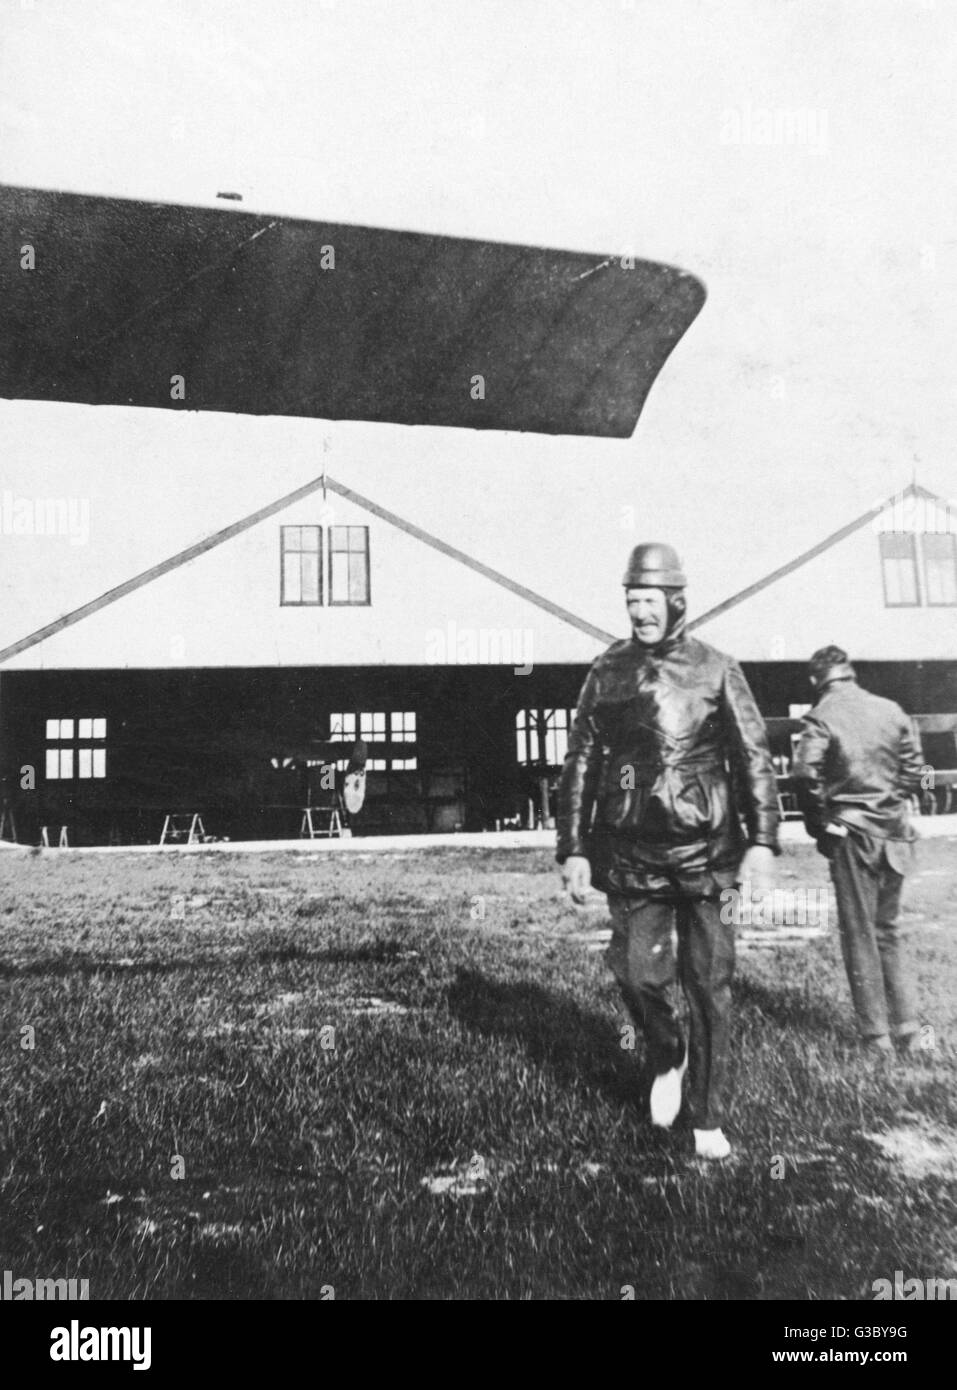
top-left (556, 629), bottom-right (780, 897)
top-left (791, 678), bottom-right (923, 865)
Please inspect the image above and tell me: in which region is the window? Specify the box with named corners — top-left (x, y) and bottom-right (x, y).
top-left (279, 525), bottom-right (371, 605)
top-left (330, 711), bottom-right (417, 771)
top-left (879, 533), bottom-right (920, 606)
top-left (329, 713), bottom-right (357, 742)
top-left (359, 711), bottom-right (387, 741)
top-left (516, 709), bottom-right (574, 766)
top-left (391, 712), bottom-right (416, 742)
top-left (46, 716), bottom-right (107, 780)
top-left (878, 529), bottom-right (957, 607)
top-left (923, 533), bottom-right (957, 606)
top-left (46, 748), bottom-right (74, 780)
top-left (388, 712), bottom-right (417, 771)
top-left (329, 526), bottom-right (370, 605)
top-left (281, 526), bottom-right (322, 605)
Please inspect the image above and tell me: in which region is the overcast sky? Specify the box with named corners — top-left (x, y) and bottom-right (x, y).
top-left (1, 0), bottom-right (956, 639)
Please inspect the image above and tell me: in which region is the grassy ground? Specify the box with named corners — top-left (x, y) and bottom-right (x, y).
top-left (1, 840), bottom-right (955, 1301)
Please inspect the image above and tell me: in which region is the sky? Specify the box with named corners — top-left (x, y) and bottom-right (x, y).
top-left (1, 0), bottom-right (956, 645)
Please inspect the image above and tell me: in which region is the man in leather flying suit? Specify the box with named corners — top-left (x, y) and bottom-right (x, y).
top-left (556, 543), bottom-right (779, 1159)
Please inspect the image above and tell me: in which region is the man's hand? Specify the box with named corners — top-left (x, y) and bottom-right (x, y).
top-left (737, 844), bottom-right (776, 894)
top-left (561, 855), bottom-right (592, 904)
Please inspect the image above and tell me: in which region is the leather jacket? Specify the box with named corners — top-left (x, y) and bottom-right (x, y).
top-left (791, 677), bottom-right (924, 853)
top-left (556, 620), bottom-right (780, 897)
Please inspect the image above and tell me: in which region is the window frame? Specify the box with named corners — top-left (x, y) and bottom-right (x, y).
top-left (280, 525), bottom-right (323, 607)
top-left (330, 709), bottom-right (417, 772)
top-left (327, 525), bottom-right (371, 607)
top-left (516, 708), bottom-right (574, 767)
top-left (921, 531), bottom-right (957, 607)
top-left (45, 716), bottom-right (108, 782)
top-left (879, 532), bottom-right (921, 608)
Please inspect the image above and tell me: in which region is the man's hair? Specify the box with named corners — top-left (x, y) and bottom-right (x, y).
top-left (808, 644), bottom-right (850, 681)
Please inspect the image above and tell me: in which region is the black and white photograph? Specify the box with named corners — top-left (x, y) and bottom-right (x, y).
top-left (0, 0), bottom-right (955, 1339)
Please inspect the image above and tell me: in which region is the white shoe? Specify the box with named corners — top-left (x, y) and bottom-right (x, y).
top-left (694, 1128), bottom-right (732, 1160)
top-left (649, 1048), bottom-right (687, 1128)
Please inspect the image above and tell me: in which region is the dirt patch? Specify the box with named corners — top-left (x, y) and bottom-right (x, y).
top-left (421, 1154), bottom-right (491, 1197)
top-left (864, 1121), bottom-right (957, 1179)
top-left (341, 994), bottom-right (410, 1016)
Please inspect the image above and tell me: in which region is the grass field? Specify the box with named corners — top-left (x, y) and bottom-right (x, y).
top-left (1, 839), bottom-right (955, 1301)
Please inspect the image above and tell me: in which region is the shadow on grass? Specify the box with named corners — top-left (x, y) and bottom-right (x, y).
top-left (0, 942), bottom-right (408, 979)
top-left (448, 967), bottom-right (641, 1107)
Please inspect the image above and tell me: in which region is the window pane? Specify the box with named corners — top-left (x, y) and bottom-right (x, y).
top-left (300, 551), bottom-right (320, 603)
top-left (923, 533), bottom-right (957, 605)
top-left (93, 718), bottom-right (107, 738)
top-left (348, 553), bottom-right (368, 603)
top-left (283, 553), bottom-right (301, 603)
top-left (517, 710), bottom-right (530, 764)
top-left (60, 719), bottom-right (74, 740)
top-left (880, 534), bottom-right (919, 605)
top-left (885, 558), bottom-right (918, 605)
top-left (78, 748), bottom-right (92, 778)
top-left (46, 749), bottom-right (60, 779)
top-left (545, 727), bottom-right (568, 764)
top-left (46, 719), bottom-right (59, 740)
top-left (93, 748), bottom-right (106, 778)
top-left (60, 749), bottom-right (74, 779)
top-left (300, 526), bottom-right (320, 552)
top-left (284, 526), bottom-right (300, 551)
top-left (330, 551), bottom-right (348, 602)
top-left (79, 718), bottom-right (92, 739)
top-left (529, 724), bottom-right (540, 763)
top-left (881, 533), bottom-right (914, 558)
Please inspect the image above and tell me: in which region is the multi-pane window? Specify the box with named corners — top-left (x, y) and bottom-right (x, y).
top-left (923, 533), bottom-right (957, 606)
top-left (879, 530), bottom-right (957, 607)
top-left (329, 713), bottom-right (357, 742)
top-left (391, 712), bottom-right (416, 741)
top-left (329, 527), bottom-right (370, 605)
top-left (390, 712), bottom-right (417, 769)
top-left (279, 526), bottom-right (370, 605)
top-left (879, 533), bottom-right (920, 607)
top-left (359, 711), bottom-right (387, 743)
top-left (281, 526), bottom-right (322, 605)
top-left (330, 711), bottom-right (416, 771)
top-left (46, 717), bottom-right (107, 780)
top-left (516, 709), bottom-right (574, 766)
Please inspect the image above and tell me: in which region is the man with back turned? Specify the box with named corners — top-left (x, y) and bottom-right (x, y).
top-left (791, 644), bottom-right (926, 1055)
